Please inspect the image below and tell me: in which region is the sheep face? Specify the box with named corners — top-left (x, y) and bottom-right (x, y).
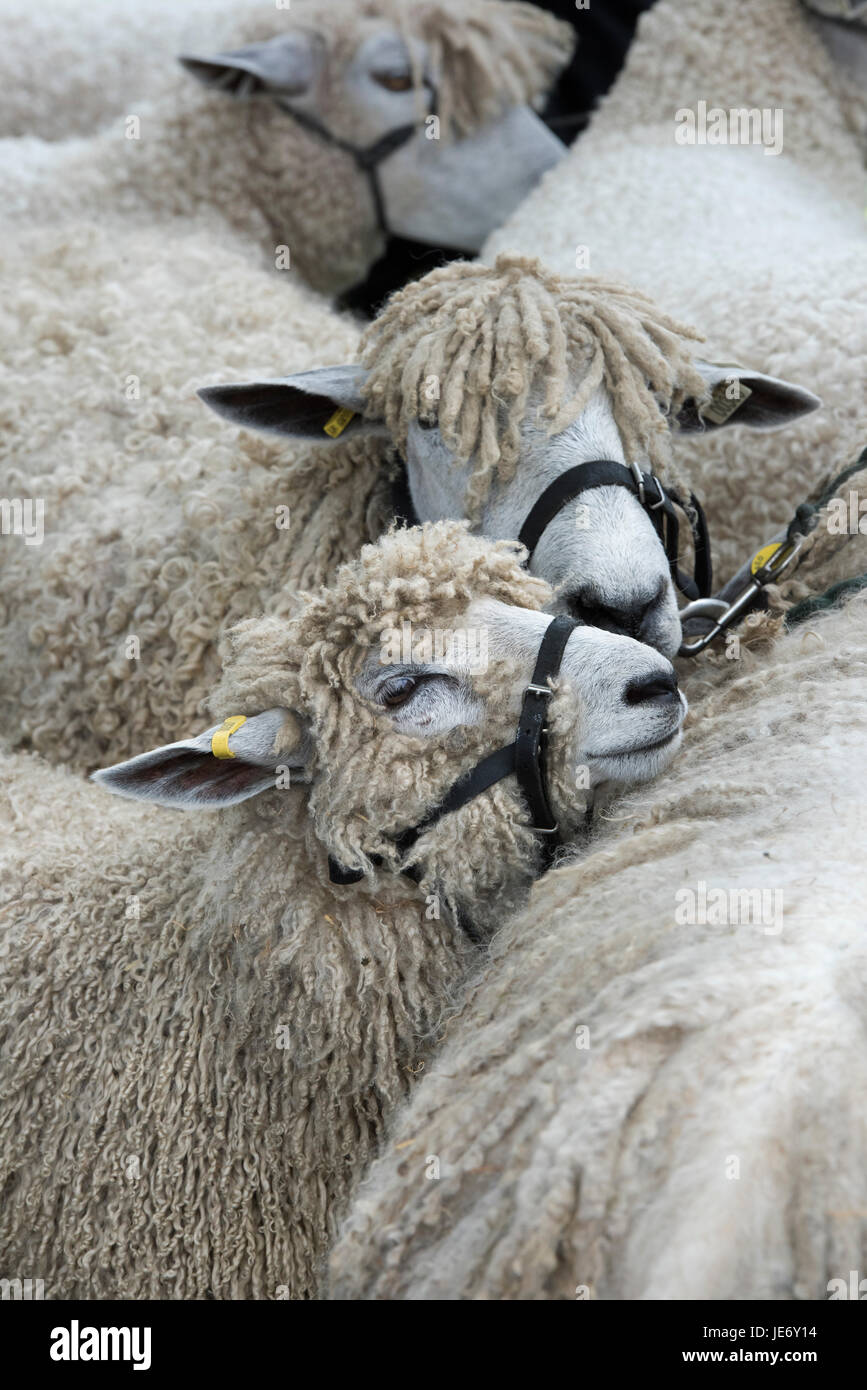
top-left (200, 361), bottom-right (819, 664)
top-left (179, 2), bottom-right (569, 269)
top-left (93, 524), bottom-right (685, 925)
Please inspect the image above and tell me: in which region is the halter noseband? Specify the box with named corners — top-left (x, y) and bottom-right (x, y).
top-left (393, 458), bottom-right (712, 603)
top-left (517, 459), bottom-right (712, 602)
top-left (328, 614), bottom-right (579, 936)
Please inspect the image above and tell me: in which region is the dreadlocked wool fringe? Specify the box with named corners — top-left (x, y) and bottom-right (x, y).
top-left (361, 253), bottom-right (707, 518)
top-left (329, 589), bottom-right (867, 1301)
top-left (0, 523), bottom-right (574, 1301)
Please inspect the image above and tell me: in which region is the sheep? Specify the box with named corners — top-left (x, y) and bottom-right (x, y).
top-left (1, 253), bottom-right (821, 772)
top-left (0, 520), bottom-right (688, 1299)
top-left (484, 0), bottom-right (867, 592)
top-left (0, 0), bottom-right (572, 296)
top-left (327, 588), bottom-right (867, 1300)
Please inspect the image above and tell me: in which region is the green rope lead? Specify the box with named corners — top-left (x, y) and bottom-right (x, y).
top-left (783, 446), bottom-right (867, 629)
top-left (786, 446), bottom-right (867, 543)
top-left (785, 572), bottom-right (867, 629)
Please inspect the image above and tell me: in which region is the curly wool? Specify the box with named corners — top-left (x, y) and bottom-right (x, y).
top-left (361, 252), bottom-right (706, 517)
top-left (0, 522), bottom-right (560, 1301)
top-left (213, 522), bottom-right (555, 907)
top-left (0, 216), bottom-right (369, 769)
top-left (329, 589), bottom-right (867, 1300)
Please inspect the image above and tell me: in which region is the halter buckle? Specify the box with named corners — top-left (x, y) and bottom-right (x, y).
top-left (645, 474), bottom-right (667, 511)
top-left (524, 683), bottom-right (553, 698)
top-left (629, 459), bottom-right (646, 506)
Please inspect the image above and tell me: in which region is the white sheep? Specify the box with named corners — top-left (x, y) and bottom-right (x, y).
top-left (485, 0), bottom-right (867, 589)
top-left (1, 254), bottom-right (818, 770)
top-left (0, 520), bottom-right (686, 1299)
top-left (327, 588), bottom-right (867, 1300)
top-left (0, 0), bottom-right (571, 295)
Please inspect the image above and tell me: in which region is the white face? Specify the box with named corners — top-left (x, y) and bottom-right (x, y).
top-left (405, 386), bottom-right (685, 658)
top-left (182, 29), bottom-right (565, 253)
top-left (357, 597), bottom-right (687, 796)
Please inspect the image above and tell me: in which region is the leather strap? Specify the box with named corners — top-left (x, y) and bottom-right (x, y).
top-left (328, 615), bottom-right (579, 895)
top-left (517, 460), bottom-right (641, 559)
top-left (514, 615), bottom-right (578, 867)
top-left (516, 460), bottom-right (712, 600)
top-left (275, 100), bottom-right (431, 237)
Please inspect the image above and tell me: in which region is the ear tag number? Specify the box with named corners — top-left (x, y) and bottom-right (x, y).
top-left (211, 715), bottom-right (247, 759)
top-left (323, 407), bottom-right (356, 438)
top-left (701, 379), bottom-right (753, 425)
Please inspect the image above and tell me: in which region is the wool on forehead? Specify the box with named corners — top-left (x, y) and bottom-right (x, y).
top-left (360, 253), bottom-right (708, 516)
top-left (231, 0), bottom-right (573, 140)
top-left (212, 521), bottom-right (552, 717)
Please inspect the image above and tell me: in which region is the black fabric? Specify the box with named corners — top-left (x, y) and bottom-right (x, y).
top-left (393, 743), bottom-right (518, 857)
top-left (390, 457), bottom-right (418, 529)
top-left (521, 0), bottom-right (660, 137)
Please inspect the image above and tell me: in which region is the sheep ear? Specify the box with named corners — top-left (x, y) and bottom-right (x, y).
top-left (198, 365), bottom-right (390, 443)
top-left (676, 361), bottom-right (821, 433)
top-left (91, 710), bottom-right (310, 809)
top-left (178, 33), bottom-right (319, 98)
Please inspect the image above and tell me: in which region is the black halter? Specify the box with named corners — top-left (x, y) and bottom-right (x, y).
top-left (274, 97), bottom-right (435, 237)
top-left (327, 614), bottom-right (579, 933)
top-left (393, 457), bottom-right (713, 602)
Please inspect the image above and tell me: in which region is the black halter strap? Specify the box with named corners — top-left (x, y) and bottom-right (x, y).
top-left (274, 98), bottom-right (433, 237)
top-left (327, 614), bottom-right (579, 911)
top-left (517, 460), bottom-right (712, 602)
top-left (392, 457), bottom-right (712, 602)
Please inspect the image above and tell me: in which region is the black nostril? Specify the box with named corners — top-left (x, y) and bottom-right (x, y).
top-left (624, 671), bottom-right (680, 706)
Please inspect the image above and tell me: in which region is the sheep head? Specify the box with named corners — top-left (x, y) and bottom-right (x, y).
top-left (177, 0), bottom-right (571, 284)
top-left (200, 256), bottom-right (820, 659)
top-left (93, 522), bottom-right (686, 932)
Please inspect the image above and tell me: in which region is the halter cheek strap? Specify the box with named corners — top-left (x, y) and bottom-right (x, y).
top-left (327, 614), bottom-right (579, 908)
top-left (274, 95), bottom-right (436, 237)
top-left (392, 458), bottom-right (713, 603)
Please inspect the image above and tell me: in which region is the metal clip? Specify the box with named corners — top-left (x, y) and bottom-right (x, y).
top-left (678, 534), bottom-right (806, 656)
top-left (645, 473), bottom-right (667, 511)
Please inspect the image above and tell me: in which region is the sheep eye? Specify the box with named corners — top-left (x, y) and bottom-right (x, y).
top-left (379, 674), bottom-right (420, 707)
top-left (373, 72), bottom-right (413, 92)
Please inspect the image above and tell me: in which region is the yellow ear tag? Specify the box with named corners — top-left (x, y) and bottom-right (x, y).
top-left (750, 542), bottom-right (782, 575)
top-left (211, 715), bottom-right (247, 759)
top-left (323, 407), bottom-right (356, 438)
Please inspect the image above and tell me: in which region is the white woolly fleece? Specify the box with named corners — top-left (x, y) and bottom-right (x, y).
top-left (328, 591), bottom-right (867, 1301)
